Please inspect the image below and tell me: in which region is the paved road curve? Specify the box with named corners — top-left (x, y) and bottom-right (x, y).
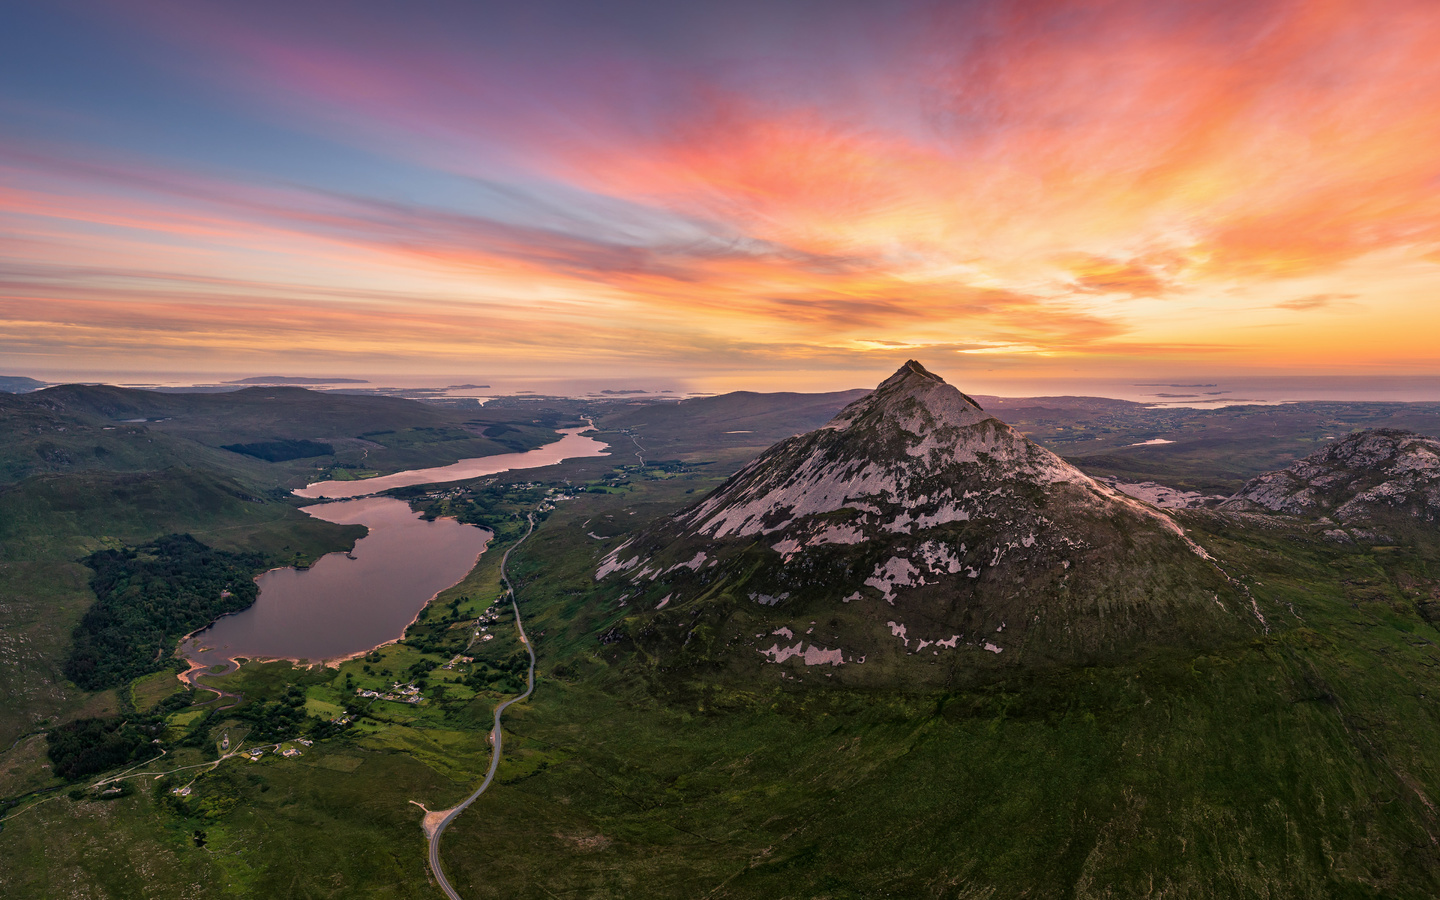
top-left (427, 513), bottom-right (539, 900)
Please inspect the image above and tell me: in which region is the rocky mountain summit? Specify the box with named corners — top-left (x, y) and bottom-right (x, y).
top-left (596, 361), bottom-right (1251, 683)
top-left (1223, 429), bottom-right (1440, 525)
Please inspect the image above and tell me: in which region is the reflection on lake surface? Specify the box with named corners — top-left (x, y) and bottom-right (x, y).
top-left (179, 497), bottom-right (491, 666)
top-left (180, 426), bottom-right (611, 667)
top-left (294, 426), bottom-right (610, 499)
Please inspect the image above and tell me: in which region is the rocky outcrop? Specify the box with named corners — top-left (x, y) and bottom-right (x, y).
top-left (1223, 429), bottom-right (1440, 524)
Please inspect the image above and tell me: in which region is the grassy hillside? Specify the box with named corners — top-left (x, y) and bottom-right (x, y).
top-left (3, 384), bottom-right (572, 487)
top-left (0, 384), bottom-right (584, 750)
top-left (8, 391), bottom-right (1440, 896)
top-left (0, 467), bottom-right (365, 748)
top-left (595, 388), bottom-right (869, 469)
top-left (438, 476), bottom-right (1440, 898)
top-left (5, 457), bottom-right (1440, 897)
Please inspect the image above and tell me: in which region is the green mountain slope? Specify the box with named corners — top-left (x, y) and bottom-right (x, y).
top-left (11, 377), bottom-right (1440, 897)
top-left (596, 362), bottom-right (1253, 687)
top-left (425, 455), bottom-right (1440, 899)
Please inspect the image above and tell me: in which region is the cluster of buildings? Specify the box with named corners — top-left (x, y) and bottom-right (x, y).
top-left (537, 485), bottom-right (577, 512)
top-left (241, 738), bottom-right (314, 763)
top-left (356, 681), bottom-right (422, 704)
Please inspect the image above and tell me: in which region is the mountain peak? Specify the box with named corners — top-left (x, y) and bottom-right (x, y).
top-left (594, 363), bottom-right (1245, 683)
top-left (829, 360), bottom-right (986, 433)
top-left (674, 361), bottom-right (1109, 541)
top-left (874, 360), bottom-right (982, 409)
top-left (879, 359), bottom-right (945, 387)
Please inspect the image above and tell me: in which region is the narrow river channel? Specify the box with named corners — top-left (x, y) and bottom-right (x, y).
top-left (178, 426), bottom-right (609, 669)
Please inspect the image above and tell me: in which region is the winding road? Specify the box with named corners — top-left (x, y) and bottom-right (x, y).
top-left (426, 512), bottom-right (539, 900)
top-left (625, 429), bottom-right (647, 466)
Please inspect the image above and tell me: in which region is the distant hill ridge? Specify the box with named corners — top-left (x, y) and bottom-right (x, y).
top-left (223, 376), bottom-right (369, 385)
top-left (0, 375), bottom-right (47, 393)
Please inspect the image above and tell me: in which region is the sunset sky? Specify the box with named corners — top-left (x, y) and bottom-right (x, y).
top-left (5, 0), bottom-right (1440, 391)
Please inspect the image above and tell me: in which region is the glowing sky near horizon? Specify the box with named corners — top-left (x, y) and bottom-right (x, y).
top-left (4, 0), bottom-right (1440, 388)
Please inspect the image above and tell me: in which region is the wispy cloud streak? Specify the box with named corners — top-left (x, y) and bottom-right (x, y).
top-left (4, 0), bottom-right (1440, 378)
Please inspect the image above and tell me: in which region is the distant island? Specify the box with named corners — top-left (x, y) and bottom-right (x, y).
top-left (223, 376), bottom-right (370, 385)
top-left (446, 383), bottom-right (491, 390)
top-left (0, 375), bottom-right (47, 393)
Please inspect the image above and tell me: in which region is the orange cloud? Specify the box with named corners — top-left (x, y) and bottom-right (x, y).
top-left (1274, 293), bottom-right (1355, 311)
top-left (7, 0), bottom-right (1440, 380)
top-left (1056, 254), bottom-right (1172, 297)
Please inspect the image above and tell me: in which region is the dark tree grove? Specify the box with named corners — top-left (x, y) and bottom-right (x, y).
top-left (46, 717), bottom-right (162, 780)
top-left (64, 534), bottom-right (263, 690)
top-left (220, 439), bottom-right (334, 461)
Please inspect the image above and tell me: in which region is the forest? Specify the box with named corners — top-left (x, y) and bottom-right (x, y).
top-left (220, 439), bottom-right (335, 461)
top-left (46, 716), bottom-right (164, 781)
top-left (64, 534), bottom-right (263, 690)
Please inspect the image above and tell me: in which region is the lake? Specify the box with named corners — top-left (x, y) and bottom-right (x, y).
top-left (178, 426), bottom-right (610, 667)
top-left (294, 426), bottom-right (609, 499)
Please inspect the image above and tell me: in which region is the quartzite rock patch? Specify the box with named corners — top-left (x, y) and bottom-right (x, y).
top-left (1223, 429), bottom-right (1440, 524)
